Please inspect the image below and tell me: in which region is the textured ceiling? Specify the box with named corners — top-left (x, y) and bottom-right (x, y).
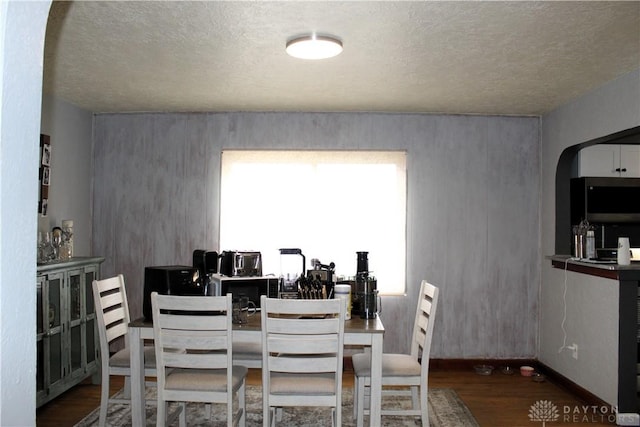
top-left (42, 1), bottom-right (640, 115)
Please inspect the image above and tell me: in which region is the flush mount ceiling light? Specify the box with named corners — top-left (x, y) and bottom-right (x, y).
top-left (286, 34), bottom-right (343, 60)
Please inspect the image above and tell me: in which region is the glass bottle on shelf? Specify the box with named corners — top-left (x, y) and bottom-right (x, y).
top-left (61, 220), bottom-right (74, 259)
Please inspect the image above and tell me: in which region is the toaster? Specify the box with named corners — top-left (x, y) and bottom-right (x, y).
top-left (219, 251), bottom-right (262, 277)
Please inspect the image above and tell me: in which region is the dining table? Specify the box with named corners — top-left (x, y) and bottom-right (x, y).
top-left (128, 312), bottom-right (385, 426)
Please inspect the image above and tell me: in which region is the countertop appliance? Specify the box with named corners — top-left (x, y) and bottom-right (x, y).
top-left (209, 274), bottom-right (278, 308)
top-left (353, 251), bottom-right (378, 317)
top-left (279, 248), bottom-right (305, 299)
top-left (142, 265), bottom-right (203, 320)
top-left (219, 251), bottom-right (262, 277)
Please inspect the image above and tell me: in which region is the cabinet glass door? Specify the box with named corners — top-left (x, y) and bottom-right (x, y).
top-left (36, 276), bottom-right (45, 401)
top-left (46, 272), bottom-right (64, 388)
top-left (37, 277), bottom-right (44, 335)
top-left (84, 268), bottom-right (97, 366)
top-left (68, 270), bottom-right (83, 376)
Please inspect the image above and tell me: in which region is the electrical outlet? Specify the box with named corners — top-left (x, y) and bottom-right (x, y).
top-left (617, 413), bottom-right (640, 426)
top-left (566, 343), bottom-right (578, 359)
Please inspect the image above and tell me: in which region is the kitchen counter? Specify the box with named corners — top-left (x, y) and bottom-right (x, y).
top-left (549, 254), bottom-right (639, 414)
top-left (549, 254), bottom-right (640, 280)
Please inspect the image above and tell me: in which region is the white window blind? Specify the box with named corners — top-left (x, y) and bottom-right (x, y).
top-left (220, 150), bottom-right (406, 295)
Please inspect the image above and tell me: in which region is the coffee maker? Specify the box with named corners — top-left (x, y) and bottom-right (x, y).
top-left (353, 251), bottom-right (379, 318)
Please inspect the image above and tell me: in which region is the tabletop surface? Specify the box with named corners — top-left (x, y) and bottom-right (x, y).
top-left (130, 312), bottom-right (385, 334)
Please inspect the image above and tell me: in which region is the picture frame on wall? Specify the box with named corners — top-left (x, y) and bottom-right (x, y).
top-left (40, 198), bottom-right (48, 216)
top-left (41, 142), bottom-right (51, 166)
top-left (39, 134), bottom-right (51, 216)
top-left (41, 166), bottom-right (50, 186)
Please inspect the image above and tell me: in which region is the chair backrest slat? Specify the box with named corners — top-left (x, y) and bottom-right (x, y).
top-left (161, 330), bottom-right (228, 350)
top-left (269, 355), bottom-right (339, 373)
top-left (267, 317), bottom-right (339, 335)
top-left (267, 334), bottom-right (339, 354)
top-left (102, 305), bottom-right (126, 326)
top-left (100, 291), bottom-right (125, 311)
top-left (162, 352), bottom-right (228, 370)
top-left (156, 314), bottom-right (227, 331)
top-left (105, 322), bottom-right (128, 344)
top-left (262, 298), bottom-right (339, 316)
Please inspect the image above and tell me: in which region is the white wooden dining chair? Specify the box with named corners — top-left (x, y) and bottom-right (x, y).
top-left (92, 274), bottom-right (157, 427)
top-left (352, 280), bottom-right (439, 427)
top-left (260, 296), bottom-right (346, 427)
top-left (151, 292), bottom-right (247, 427)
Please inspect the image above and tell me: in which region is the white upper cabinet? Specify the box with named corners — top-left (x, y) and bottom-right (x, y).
top-left (619, 145), bottom-right (640, 177)
top-left (579, 144), bottom-right (640, 177)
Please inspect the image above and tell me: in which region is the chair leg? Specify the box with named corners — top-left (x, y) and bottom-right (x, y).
top-left (123, 375), bottom-right (131, 399)
top-left (353, 376), bottom-right (358, 419)
top-left (156, 400), bottom-right (166, 427)
top-left (98, 370), bottom-right (109, 427)
top-left (411, 385), bottom-right (419, 410)
top-left (263, 397), bottom-right (270, 427)
top-left (228, 391), bottom-right (233, 427)
top-left (239, 381), bottom-right (246, 427)
top-left (420, 387), bottom-right (429, 427)
top-left (270, 407), bottom-right (276, 427)
top-left (179, 402), bottom-right (187, 427)
top-left (356, 378), bottom-right (366, 427)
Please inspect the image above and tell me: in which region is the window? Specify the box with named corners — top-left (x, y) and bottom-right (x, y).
top-left (220, 150), bottom-right (406, 295)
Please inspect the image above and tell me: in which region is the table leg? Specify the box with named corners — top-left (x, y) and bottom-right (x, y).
top-left (369, 333), bottom-right (383, 427)
top-left (130, 327), bottom-right (145, 427)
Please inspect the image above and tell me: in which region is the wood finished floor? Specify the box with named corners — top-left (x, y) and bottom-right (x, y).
top-left (36, 368), bottom-right (616, 426)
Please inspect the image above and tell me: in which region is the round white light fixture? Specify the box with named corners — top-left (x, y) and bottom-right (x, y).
top-left (286, 34), bottom-right (343, 60)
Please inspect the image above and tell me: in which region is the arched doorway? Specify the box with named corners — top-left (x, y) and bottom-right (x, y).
top-left (555, 125), bottom-right (640, 254)
top-left (0, 1), bottom-right (52, 425)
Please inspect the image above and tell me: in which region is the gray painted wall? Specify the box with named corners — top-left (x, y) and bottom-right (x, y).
top-left (40, 94), bottom-right (94, 256)
top-left (540, 69), bottom-right (640, 404)
top-left (92, 112), bottom-right (540, 357)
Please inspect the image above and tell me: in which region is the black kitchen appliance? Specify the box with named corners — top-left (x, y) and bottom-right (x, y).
top-left (193, 249), bottom-right (206, 277)
top-left (205, 251), bottom-right (219, 274)
top-left (193, 249), bottom-right (219, 294)
top-left (353, 251), bottom-right (379, 318)
top-left (571, 177), bottom-right (640, 224)
top-left (209, 274), bottom-right (279, 308)
top-left (219, 251), bottom-right (262, 277)
top-left (570, 177), bottom-right (640, 248)
top-left (142, 265), bottom-right (203, 320)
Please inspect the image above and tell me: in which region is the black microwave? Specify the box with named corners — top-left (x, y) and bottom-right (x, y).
top-left (209, 274), bottom-right (279, 308)
top-left (143, 265), bottom-right (203, 320)
top-left (571, 177), bottom-right (640, 224)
